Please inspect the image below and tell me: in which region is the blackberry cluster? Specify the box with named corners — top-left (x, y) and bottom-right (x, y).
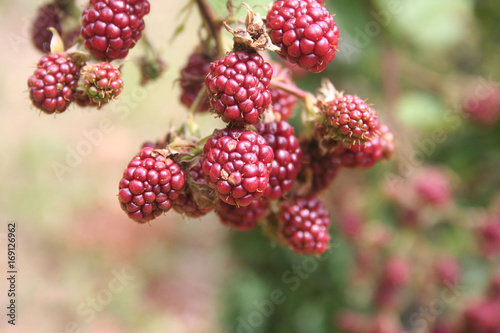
top-left (26, 0), bottom-right (398, 258)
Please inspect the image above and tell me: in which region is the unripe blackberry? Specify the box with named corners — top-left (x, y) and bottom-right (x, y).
top-left (201, 128), bottom-right (274, 206)
top-left (269, 62), bottom-right (298, 121)
top-left (279, 195), bottom-right (330, 255)
top-left (217, 198), bottom-right (270, 231)
top-left (335, 136), bottom-right (384, 169)
top-left (180, 49), bottom-right (212, 112)
top-left (298, 138), bottom-right (341, 192)
top-left (266, 0), bottom-right (339, 73)
top-left (78, 62), bottom-right (124, 105)
top-left (118, 147), bottom-right (186, 223)
top-left (320, 95), bottom-right (379, 146)
top-left (28, 53), bottom-right (80, 114)
top-left (32, 4), bottom-right (62, 53)
top-left (205, 51), bottom-right (272, 125)
top-left (254, 121), bottom-right (302, 199)
top-left (81, 0), bottom-right (151, 60)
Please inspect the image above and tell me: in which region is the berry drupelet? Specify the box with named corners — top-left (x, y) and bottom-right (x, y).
top-left (266, 0), bottom-right (339, 73)
top-left (205, 51), bottom-right (273, 125)
top-left (118, 147), bottom-right (186, 223)
top-left (201, 128), bottom-right (274, 206)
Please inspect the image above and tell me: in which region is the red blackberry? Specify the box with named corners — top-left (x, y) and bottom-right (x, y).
top-left (180, 49), bottom-right (212, 112)
top-left (478, 217), bottom-right (500, 258)
top-left (298, 138), bottom-right (341, 192)
top-left (201, 128), bottom-right (274, 206)
top-left (435, 256), bottom-right (461, 286)
top-left (78, 62), bottom-right (124, 105)
top-left (379, 124), bottom-right (395, 159)
top-left (463, 300), bottom-right (500, 333)
top-left (414, 168), bottom-right (452, 206)
top-left (173, 160), bottom-right (215, 218)
top-left (266, 0), bottom-right (339, 73)
top-left (118, 147), bottom-right (186, 223)
top-left (335, 135), bottom-right (384, 169)
top-left (217, 198), bottom-right (270, 231)
top-left (32, 4), bottom-right (62, 53)
top-left (205, 51), bottom-right (273, 125)
top-left (279, 195), bottom-right (330, 255)
top-left (380, 257), bottom-right (411, 287)
top-left (463, 83), bottom-right (500, 126)
top-left (28, 53), bottom-right (80, 114)
top-left (320, 95), bottom-right (379, 146)
top-left (269, 62), bottom-right (298, 121)
top-left (254, 121), bottom-right (302, 199)
top-left (81, 0), bottom-right (151, 60)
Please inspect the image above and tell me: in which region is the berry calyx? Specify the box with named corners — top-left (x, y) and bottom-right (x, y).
top-left (118, 147), bottom-right (186, 223)
top-left (269, 61), bottom-right (298, 121)
top-left (201, 128), bottom-right (274, 206)
top-left (266, 0), bottom-right (339, 73)
top-left (217, 198), bottom-right (270, 231)
top-left (254, 121), bottom-right (303, 199)
top-left (78, 62), bottom-right (124, 105)
top-left (279, 195), bottom-right (331, 255)
top-left (81, 0), bottom-right (151, 60)
top-left (205, 51), bottom-right (273, 125)
top-left (28, 53), bottom-right (80, 114)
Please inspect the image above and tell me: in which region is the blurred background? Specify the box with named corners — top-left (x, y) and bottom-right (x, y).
top-left (1, 0), bottom-right (500, 332)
